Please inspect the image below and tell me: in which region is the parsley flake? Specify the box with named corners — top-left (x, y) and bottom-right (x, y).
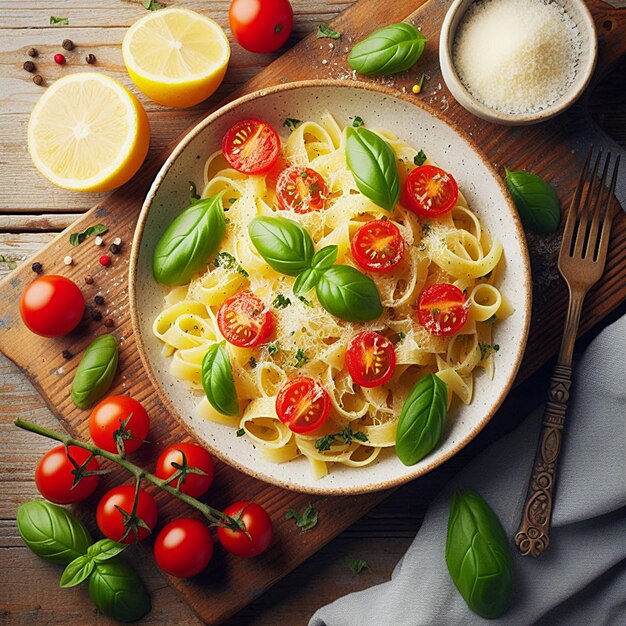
top-left (345, 556), bottom-right (369, 574)
top-left (285, 503), bottom-right (319, 531)
top-left (212, 251), bottom-right (249, 277)
top-left (316, 23), bottom-right (341, 39)
top-left (414, 149), bottom-right (427, 166)
top-left (69, 224), bottom-right (108, 247)
top-left (268, 341), bottom-right (280, 356)
top-left (272, 293), bottom-right (292, 309)
top-left (315, 428), bottom-right (368, 452)
top-left (479, 342), bottom-right (500, 360)
top-left (352, 116), bottom-right (364, 128)
top-left (283, 118), bottom-right (302, 131)
top-left (294, 348), bottom-right (309, 368)
top-left (143, 0), bottom-right (164, 10)
top-left (50, 16), bottom-right (69, 25)
top-left (236, 428), bottom-right (245, 437)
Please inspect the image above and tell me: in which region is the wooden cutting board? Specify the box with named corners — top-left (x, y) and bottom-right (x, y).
top-left (1, 0), bottom-right (625, 623)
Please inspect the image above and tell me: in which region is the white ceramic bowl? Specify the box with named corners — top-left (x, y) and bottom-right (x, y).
top-left (130, 80), bottom-right (532, 494)
top-left (439, 0), bottom-right (598, 125)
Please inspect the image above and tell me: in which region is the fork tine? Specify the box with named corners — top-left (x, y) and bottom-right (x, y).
top-left (572, 149), bottom-right (602, 259)
top-left (594, 154), bottom-right (620, 264)
top-left (560, 147), bottom-right (592, 261)
top-left (585, 152), bottom-right (612, 259)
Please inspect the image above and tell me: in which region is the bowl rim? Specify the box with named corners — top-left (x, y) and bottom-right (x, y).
top-left (439, 0), bottom-right (599, 126)
top-left (129, 78), bottom-right (532, 495)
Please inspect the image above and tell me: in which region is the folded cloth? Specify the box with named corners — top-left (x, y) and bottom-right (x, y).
top-left (310, 313), bottom-right (626, 625)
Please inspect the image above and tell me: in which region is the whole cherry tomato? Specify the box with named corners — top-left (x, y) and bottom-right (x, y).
top-left (154, 443), bottom-right (214, 498)
top-left (217, 501), bottom-right (273, 557)
top-left (154, 518), bottom-right (214, 578)
top-left (20, 275), bottom-right (85, 337)
top-left (89, 395), bottom-right (150, 455)
top-left (35, 445), bottom-right (100, 504)
top-left (96, 485), bottom-right (158, 544)
top-left (229, 0), bottom-right (294, 54)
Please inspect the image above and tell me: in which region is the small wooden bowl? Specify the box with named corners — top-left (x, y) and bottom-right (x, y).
top-left (439, 0), bottom-right (598, 126)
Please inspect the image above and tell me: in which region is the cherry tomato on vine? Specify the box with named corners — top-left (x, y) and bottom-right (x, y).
top-left (276, 166), bottom-right (328, 213)
top-left (217, 501), bottom-right (273, 557)
top-left (401, 165), bottom-right (459, 218)
top-left (20, 275), bottom-right (85, 337)
top-left (345, 331), bottom-right (396, 388)
top-left (275, 376), bottom-right (330, 434)
top-left (217, 291), bottom-right (274, 348)
top-left (35, 445), bottom-right (100, 504)
top-left (350, 220), bottom-right (405, 273)
top-left (154, 443), bottom-right (214, 498)
top-left (96, 485), bottom-right (158, 544)
top-left (222, 119), bottom-right (280, 174)
top-left (417, 283), bottom-right (469, 336)
top-left (89, 395), bottom-right (150, 455)
top-left (229, 0), bottom-right (294, 54)
top-left (154, 518), bottom-right (214, 578)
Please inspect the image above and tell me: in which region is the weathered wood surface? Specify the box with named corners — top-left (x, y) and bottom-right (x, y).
top-left (0, 0), bottom-right (625, 624)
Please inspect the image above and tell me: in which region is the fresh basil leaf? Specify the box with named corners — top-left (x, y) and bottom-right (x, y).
top-left (293, 268), bottom-right (322, 295)
top-left (504, 169), bottom-right (560, 234)
top-left (87, 538), bottom-right (126, 563)
top-left (202, 342), bottom-right (239, 417)
top-left (248, 216), bottom-right (314, 276)
top-left (88, 560), bottom-right (151, 623)
top-left (69, 224), bottom-right (108, 247)
top-left (60, 554), bottom-right (95, 588)
top-left (446, 490), bottom-right (513, 619)
top-left (348, 22), bottom-right (426, 77)
top-left (316, 23), bottom-right (341, 39)
top-left (17, 501), bottom-right (91, 565)
top-left (395, 374), bottom-right (447, 465)
top-left (71, 334), bottom-right (119, 409)
top-left (346, 127), bottom-right (400, 211)
top-left (315, 265), bottom-right (383, 322)
top-left (50, 16), bottom-right (69, 25)
top-left (153, 192), bottom-right (226, 286)
top-left (311, 245), bottom-right (338, 270)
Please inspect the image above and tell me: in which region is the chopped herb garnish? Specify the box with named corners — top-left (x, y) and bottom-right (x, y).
top-left (484, 314), bottom-right (498, 324)
top-left (272, 293), bottom-right (292, 309)
top-left (397, 331), bottom-right (406, 343)
top-left (50, 16), bottom-right (69, 25)
top-left (142, 0), bottom-right (164, 10)
top-left (479, 342), bottom-right (500, 360)
top-left (421, 222), bottom-right (431, 235)
top-left (352, 116), bottom-right (364, 128)
top-left (189, 181), bottom-right (200, 200)
top-left (69, 224), bottom-right (108, 247)
top-left (297, 294), bottom-right (312, 306)
top-left (228, 197), bottom-right (237, 204)
top-left (294, 348), bottom-right (309, 368)
top-left (315, 428), bottom-right (368, 452)
top-left (285, 503), bottom-right (319, 531)
top-left (316, 23), bottom-right (342, 39)
top-left (431, 307), bottom-right (440, 316)
top-left (268, 341), bottom-right (280, 356)
top-left (212, 251), bottom-right (249, 277)
top-left (345, 556), bottom-right (369, 574)
top-left (283, 118), bottom-right (302, 131)
top-left (414, 149), bottom-right (427, 166)
top-left (236, 428), bottom-right (245, 437)
top-left (248, 356), bottom-right (257, 369)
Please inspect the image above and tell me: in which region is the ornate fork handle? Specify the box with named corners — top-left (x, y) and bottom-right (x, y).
top-left (514, 363), bottom-right (572, 557)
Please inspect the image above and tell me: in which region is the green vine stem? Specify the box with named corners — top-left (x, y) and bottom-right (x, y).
top-left (14, 418), bottom-right (240, 531)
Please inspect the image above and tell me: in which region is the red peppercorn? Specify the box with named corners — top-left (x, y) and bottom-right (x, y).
top-left (99, 255), bottom-right (111, 267)
top-left (54, 53), bottom-right (66, 65)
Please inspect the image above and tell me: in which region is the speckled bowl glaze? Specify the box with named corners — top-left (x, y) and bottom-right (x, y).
top-left (130, 80), bottom-right (532, 495)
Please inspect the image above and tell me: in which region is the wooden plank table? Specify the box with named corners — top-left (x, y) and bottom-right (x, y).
top-left (1, 1), bottom-right (625, 624)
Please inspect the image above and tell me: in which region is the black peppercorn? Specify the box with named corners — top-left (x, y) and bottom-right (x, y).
top-left (85, 274), bottom-right (94, 285)
top-left (103, 317), bottom-right (114, 328)
top-left (62, 39), bottom-right (74, 51)
top-left (62, 350), bottom-right (73, 360)
top-left (109, 243), bottom-right (121, 255)
top-left (23, 61), bottom-right (35, 73)
top-left (31, 262), bottom-right (43, 273)
top-left (33, 75), bottom-right (44, 86)
top-left (94, 294), bottom-right (105, 306)
top-left (85, 53), bottom-right (96, 65)
top-left (91, 310), bottom-right (103, 322)
top-left (27, 48), bottom-right (38, 58)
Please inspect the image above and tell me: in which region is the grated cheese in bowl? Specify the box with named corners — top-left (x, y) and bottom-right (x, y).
top-left (452, 0), bottom-right (582, 115)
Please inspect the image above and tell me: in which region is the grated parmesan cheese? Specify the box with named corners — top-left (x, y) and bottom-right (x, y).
top-left (452, 0), bottom-right (581, 115)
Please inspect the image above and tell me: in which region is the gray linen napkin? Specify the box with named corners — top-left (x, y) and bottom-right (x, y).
top-left (310, 313), bottom-right (626, 625)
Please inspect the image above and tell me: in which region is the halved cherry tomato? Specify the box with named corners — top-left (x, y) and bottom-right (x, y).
top-left (275, 376), bottom-right (330, 434)
top-left (222, 119), bottom-right (280, 175)
top-left (20, 275), bottom-right (85, 337)
top-left (229, 0), bottom-right (293, 54)
top-left (35, 445), bottom-right (100, 504)
top-left (217, 291), bottom-right (274, 348)
top-left (154, 518), bottom-right (213, 578)
top-left (217, 501), bottom-right (273, 558)
top-left (154, 443), bottom-right (214, 498)
top-left (350, 220), bottom-right (405, 273)
top-left (401, 165), bottom-right (459, 217)
top-left (276, 166), bottom-right (328, 213)
top-left (417, 283), bottom-right (468, 336)
top-left (345, 331), bottom-right (396, 388)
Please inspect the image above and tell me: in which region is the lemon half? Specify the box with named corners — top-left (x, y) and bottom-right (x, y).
top-left (27, 72), bottom-right (150, 192)
top-left (122, 7), bottom-right (230, 108)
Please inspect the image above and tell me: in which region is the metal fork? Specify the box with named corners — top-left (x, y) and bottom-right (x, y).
top-left (514, 148), bottom-right (620, 558)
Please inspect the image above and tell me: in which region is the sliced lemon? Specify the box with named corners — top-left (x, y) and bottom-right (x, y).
top-left (27, 72), bottom-right (150, 192)
top-left (122, 7), bottom-right (230, 108)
